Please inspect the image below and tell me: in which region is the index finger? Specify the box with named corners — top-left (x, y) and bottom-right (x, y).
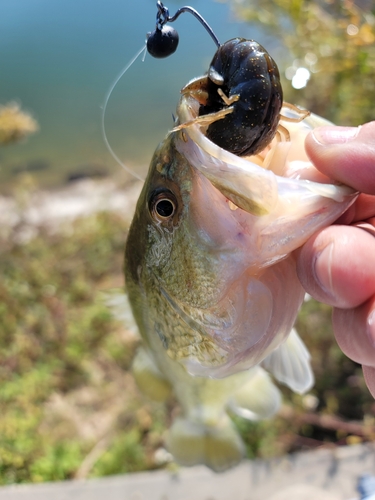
top-left (305, 121), bottom-right (375, 195)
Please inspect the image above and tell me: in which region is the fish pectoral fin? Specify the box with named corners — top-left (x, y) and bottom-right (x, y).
top-left (132, 347), bottom-right (172, 403)
top-left (262, 328), bottom-right (314, 394)
top-left (228, 367), bottom-right (281, 420)
top-left (166, 416), bottom-right (245, 473)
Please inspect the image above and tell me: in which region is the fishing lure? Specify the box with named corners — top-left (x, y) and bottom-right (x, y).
top-left (146, 1), bottom-right (309, 156)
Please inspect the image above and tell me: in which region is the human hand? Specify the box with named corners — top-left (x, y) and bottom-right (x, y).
top-left (296, 122), bottom-right (375, 397)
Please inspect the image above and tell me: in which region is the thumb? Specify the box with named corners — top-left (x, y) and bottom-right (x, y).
top-left (305, 121), bottom-right (375, 194)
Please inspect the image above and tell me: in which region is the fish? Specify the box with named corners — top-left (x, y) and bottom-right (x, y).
top-left (123, 39), bottom-right (357, 471)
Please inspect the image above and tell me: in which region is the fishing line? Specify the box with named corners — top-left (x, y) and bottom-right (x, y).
top-left (101, 44), bottom-right (147, 182)
top-left (102, 2), bottom-right (219, 181)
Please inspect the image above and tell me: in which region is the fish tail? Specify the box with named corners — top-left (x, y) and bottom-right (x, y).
top-left (165, 415), bottom-right (245, 472)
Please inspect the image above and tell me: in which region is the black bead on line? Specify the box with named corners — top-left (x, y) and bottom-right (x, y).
top-left (147, 1), bottom-right (221, 58)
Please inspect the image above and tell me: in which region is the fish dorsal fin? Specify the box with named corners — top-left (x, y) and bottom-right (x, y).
top-left (262, 328), bottom-right (314, 394)
top-left (228, 367), bottom-right (281, 420)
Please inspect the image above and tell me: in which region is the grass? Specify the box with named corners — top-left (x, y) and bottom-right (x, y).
top-left (0, 197), bottom-right (165, 484)
top-left (0, 179), bottom-right (374, 484)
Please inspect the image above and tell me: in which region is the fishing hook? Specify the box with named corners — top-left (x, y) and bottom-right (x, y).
top-left (155, 1), bottom-right (221, 48)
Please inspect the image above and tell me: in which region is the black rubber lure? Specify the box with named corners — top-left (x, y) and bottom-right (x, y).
top-left (146, 2), bottom-right (283, 156)
top-left (200, 38), bottom-right (283, 156)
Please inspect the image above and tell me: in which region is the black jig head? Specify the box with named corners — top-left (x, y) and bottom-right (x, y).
top-left (146, 1), bottom-right (220, 58)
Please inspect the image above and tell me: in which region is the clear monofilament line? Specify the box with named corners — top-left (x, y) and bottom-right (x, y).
top-left (101, 44), bottom-right (147, 181)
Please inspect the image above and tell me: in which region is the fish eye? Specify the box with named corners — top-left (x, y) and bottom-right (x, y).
top-left (150, 191), bottom-right (177, 221)
top-left (156, 198), bottom-right (175, 217)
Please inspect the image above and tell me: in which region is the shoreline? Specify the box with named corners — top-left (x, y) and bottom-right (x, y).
top-left (0, 177), bottom-right (143, 235)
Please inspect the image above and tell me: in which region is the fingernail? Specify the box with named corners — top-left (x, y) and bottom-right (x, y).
top-left (312, 126), bottom-right (360, 145)
top-left (367, 308), bottom-right (375, 348)
top-left (313, 243), bottom-right (334, 297)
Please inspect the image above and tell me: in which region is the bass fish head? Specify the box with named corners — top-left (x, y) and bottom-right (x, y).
top-left (125, 132), bottom-right (265, 373)
top-left (125, 94), bottom-right (357, 379)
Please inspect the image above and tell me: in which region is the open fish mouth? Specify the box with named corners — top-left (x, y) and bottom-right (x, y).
top-left (173, 93), bottom-right (357, 267)
top-left (175, 94), bottom-right (356, 216)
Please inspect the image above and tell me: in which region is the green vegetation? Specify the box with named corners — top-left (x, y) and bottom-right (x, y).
top-left (0, 103), bottom-right (38, 146)
top-left (229, 0), bottom-right (375, 125)
top-left (0, 203), bottom-right (167, 484)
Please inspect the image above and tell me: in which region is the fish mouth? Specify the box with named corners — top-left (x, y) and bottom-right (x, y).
top-left (172, 95), bottom-right (357, 265)
top-left (174, 93), bottom-right (356, 216)
top-left (173, 92), bottom-right (279, 216)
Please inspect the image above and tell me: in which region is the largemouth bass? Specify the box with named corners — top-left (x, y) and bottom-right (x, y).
top-left (123, 38), bottom-right (357, 471)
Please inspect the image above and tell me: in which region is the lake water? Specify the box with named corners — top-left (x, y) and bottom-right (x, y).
top-left (0, 0), bottom-right (280, 189)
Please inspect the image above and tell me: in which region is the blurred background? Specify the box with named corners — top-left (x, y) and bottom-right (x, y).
top-left (0, 0), bottom-right (375, 485)
top-left (2, 0), bottom-right (375, 190)
top-left (0, 0), bottom-right (262, 188)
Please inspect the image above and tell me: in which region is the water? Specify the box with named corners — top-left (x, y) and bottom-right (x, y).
top-left (0, 0), bottom-right (275, 190)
